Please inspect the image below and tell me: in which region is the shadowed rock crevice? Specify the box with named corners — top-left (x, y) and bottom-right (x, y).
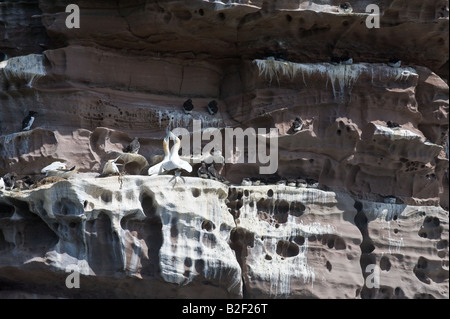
top-left (353, 200), bottom-right (377, 299)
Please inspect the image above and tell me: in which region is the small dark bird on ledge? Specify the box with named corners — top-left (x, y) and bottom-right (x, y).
top-left (330, 55), bottom-right (353, 65)
top-left (22, 111), bottom-right (38, 131)
top-left (123, 137), bottom-right (140, 154)
top-left (340, 56), bottom-right (353, 65)
top-left (2, 172), bottom-right (17, 190)
top-left (388, 58), bottom-right (402, 68)
top-left (387, 120), bottom-right (400, 128)
top-left (183, 99), bottom-right (194, 114)
top-left (338, 2), bottom-right (353, 13)
top-left (207, 100), bottom-right (218, 115)
top-left (197, 162), bottom-right (209, 179)
top-left (292, 117), bottom-right (303, 132)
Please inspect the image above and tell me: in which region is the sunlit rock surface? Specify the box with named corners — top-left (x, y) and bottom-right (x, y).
top-left (0, 0), bottom-right (448, 298)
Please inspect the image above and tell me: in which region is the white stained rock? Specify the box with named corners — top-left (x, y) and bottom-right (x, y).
top-left (0, 54), bottom-right (46, 87)
top-left (253, 59), bottom-right (418, 99)
top-left (232, 184), bottom-right (362, 298)
top-left (5, 175), bottom-right (242, 297)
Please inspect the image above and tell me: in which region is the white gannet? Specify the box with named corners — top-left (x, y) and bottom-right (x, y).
top-left (41, 161), bottom-right (67, 176)
top-left (101, 156), bottom-right (122, 176)
top-left (163, 131), bottom-right (193, 174)
top-left (148, 133), bottom-right (171, 176)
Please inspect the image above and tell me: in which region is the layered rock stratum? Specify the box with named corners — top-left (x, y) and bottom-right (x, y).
top-left (0, 0), bottom-right (448, 299)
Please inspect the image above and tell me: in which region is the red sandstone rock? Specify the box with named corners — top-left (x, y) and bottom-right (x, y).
top-left (0, 0), bottom-right (448, 299)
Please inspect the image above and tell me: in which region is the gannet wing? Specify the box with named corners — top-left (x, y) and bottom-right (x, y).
top-left (178, 159), bottom-right (192, 173)
top-left (148, 162), bottom-right (163, 176)
top-left (41, 161), bottom-right (66, 174)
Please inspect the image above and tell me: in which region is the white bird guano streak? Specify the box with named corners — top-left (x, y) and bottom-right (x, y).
top-left (0, 54), bottom-right (46, 87)
top-left (253, 59), bottom-right (418, 99)
top-left (237, 186), bottom-right (338, 297)
top-left (159, 192), bottom-right (241, 292)
top-left (361, 201), bottom-right (407, 253)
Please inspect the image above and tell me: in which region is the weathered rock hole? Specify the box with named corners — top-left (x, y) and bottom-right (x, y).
top-left (236, 199), bottom-right (244, 210)
top-left (276, 240), bottom-right (299, 257)
top-left (277, 200), bottom-right (289, 215)
top-left (198, 8), bottom-right (204, 16)
top-left (244, 189), bottom-right (249, 197)
top-left (54, 199), bottom-right (80, 216)
top-left (194, 259), bottom-right (205, 273)
top-left (380, 256), bottom-right (391, 271)
top-left (101, 190), bottom-right (112, 203)
top-left (334, 237), bottom-right (346, 250)
top-left (170, 217), bottom-right (179, 238)
top-left (184, 257), bottom-right (192, 267)
top-left (141, 193), bottom-right (157, 217)
top-left (285, 14), bottom-right (292, 22)
top-left (437, 250), bottom-right (447, 258)
top-left (191, 188), bottom-right (201, 198)
top-left (201, 220), bottom-right (215, 232)
top-left (437, 239), bottom-right (448, 249)
top-left (326, 260), bottom-right (332, 272)
top-left (267, 189), bottom-right (273, 197)
top-left (202, 232), bottom-right (216, 248)
top-left (336, 129), bottom-right (342, 136)
top-left (327, 238), bottom-right (334, 249)
top-left (217, 12), bottom-right (225, 20)
top-left (293, 235), bottom-right (305, 246)
top-left (417, 257), bottom-right (428, 269)
top-left (0, 202), bottom-right (15, 218)
top-left (289, 202), bottom-right (306, 217)
top-left (265, 254), bottom-right (272, 261)
top-left (394, 287), bottom-right (404, 297)
top-left (361, 242), bottom-right (375, 254)
top-left (0, 230), bottom-right (12, 251)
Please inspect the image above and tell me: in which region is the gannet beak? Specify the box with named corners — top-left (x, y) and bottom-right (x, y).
top-left (168, 131), bottom-right (178, 141)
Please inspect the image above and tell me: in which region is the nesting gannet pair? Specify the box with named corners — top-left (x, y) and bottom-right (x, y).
top-left (148, 129), bottom-right (192, 184)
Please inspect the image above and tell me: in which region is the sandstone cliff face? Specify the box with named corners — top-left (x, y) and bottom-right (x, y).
top-left (0, 0), bottom-right (448, 299)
